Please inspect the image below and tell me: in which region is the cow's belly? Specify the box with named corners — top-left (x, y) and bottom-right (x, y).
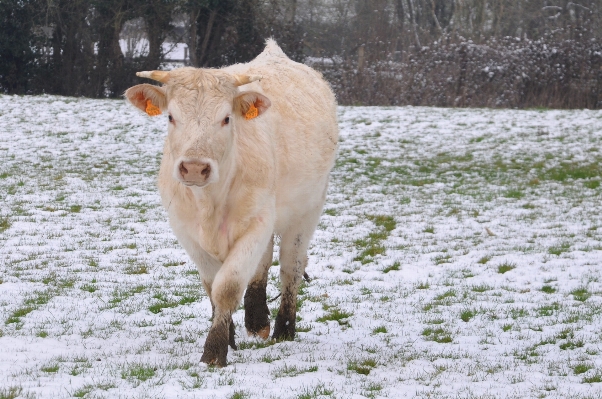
top-left (273, 171), bottom-right (330, 234)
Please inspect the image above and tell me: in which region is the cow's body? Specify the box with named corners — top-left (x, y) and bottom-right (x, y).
top-left (125, 40), bottom-right (338, 366)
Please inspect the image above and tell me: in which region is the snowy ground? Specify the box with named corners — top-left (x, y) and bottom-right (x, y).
top-left (1, 95), bottom-right (602, 399)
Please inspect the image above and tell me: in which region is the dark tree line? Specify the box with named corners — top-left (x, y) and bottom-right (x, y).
top-left (2, 0), bottom-right (602, 108)
top-left (0, 0), bottom-right (297, 97)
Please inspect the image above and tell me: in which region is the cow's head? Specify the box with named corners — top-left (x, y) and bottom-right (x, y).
top-left (125, 68), bottom-right (271, 187)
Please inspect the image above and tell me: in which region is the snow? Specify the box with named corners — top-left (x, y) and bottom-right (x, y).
top-left (120, 39), bottom-right (188, 61)
top-left (1, 95), bottom-right (602, 398)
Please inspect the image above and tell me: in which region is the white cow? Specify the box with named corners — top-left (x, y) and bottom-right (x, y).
top-left (125, 40), bottom-right (338, 366)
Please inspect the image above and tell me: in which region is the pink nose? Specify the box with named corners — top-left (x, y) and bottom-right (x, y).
top-left (178, 160), bottom-right (211, 185)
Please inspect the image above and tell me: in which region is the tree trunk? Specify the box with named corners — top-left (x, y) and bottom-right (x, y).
top-left (187, 7), bottom-right (200, 66)
top-left (198, 9), bottom-right (217, 66)
top-left (408, 0), bottom-right (422, 48)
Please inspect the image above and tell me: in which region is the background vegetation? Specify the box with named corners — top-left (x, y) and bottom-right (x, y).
top-left (1, 0), bottom-right (602, 108)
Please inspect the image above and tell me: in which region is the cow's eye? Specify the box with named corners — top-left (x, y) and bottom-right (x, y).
top-left (168, 114), bottom-right (174, 123)
top-left (223, 116), bottom-right (230, 126)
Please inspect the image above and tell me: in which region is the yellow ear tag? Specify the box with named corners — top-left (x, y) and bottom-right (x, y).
top-left (145, 99), bottom-right (162, 116)
top-left (244, 103), bottom-right (259, 120)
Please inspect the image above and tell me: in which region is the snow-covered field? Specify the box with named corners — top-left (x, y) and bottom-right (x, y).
top-left (1, 95), bottom-right (602, 399)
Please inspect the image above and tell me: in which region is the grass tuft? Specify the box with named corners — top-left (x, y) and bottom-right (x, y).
top-left (382, 261), bottom-right (400, 273)
top-left (0, 216), bottom-right (11, 233)
top-left (573, 363), bottom-right (593, 375)
top-left (121, 364), bottom-right (156, 381)
top-left (0, 387), bottom-right (22, 399)
top-left (422, 327), bottom-right (453, 343)
top-left (497, 262), bottom-right (516, 274)
top-left (571, 287), bottom-right (591, 302)
top-left (460, 309), bottom-right (476, 322)
top-left (316, 308), bottom-right (353, 325)
top-left (347, 358), bottom-right (376, 375)
top-left (582, 373), bottom-right (602, 383)
top-left (372, 325), bottom-right (387, 334)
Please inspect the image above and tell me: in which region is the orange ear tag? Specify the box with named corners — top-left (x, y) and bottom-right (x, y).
top-left (145, 99), bottom-right (162, 116)
top-left (244, 103), bottom-right (259, 120)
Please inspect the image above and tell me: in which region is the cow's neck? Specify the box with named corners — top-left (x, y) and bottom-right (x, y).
top-left (195, 141), bottom-right (240, 261)
top-left (203, 140), bottom-right (238, 209)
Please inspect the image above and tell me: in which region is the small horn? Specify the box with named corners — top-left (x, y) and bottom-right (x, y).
top-left (233, 74), bottom-right (262, 86)
top-left (136, 70), bottom-right (170, 83)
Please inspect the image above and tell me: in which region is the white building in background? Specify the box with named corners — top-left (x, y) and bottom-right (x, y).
top-left (119, 39), bottom-right (189, 66)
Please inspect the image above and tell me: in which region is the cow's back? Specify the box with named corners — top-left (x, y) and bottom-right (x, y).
top-left (223, 40), bottom-right (339, 231)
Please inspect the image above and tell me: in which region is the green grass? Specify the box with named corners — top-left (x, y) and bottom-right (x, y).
top-left (124, 260), bottom-right (149, 275)
top-left (347, 358), bottom-right (376, 375)
top-left (41, 363), bottom-right (60, 373)
top-left (273, 364), bottom-right (318, 378)
top-left (497, 262), bottom-right (516, 274)
top-left (584, 180), bottom-right (600, 189)
top-left (544, 163), bottom-right (602, 182)
top-left (548, 242), bottom-right (571, 255)
top-left (121, 364), bottom-right (156, 381)
top-left (434, 290), bottom-right (456, 301)
top-left (503, 189), bottom-right (524, 199)
top-left (237, 340), bottom-right (278, 350)
top-left (573, 363), bottom-right (593, 375)
top-left (229, 391), bottom-right (249, 399)
top-left (422, 327), bottom-right (453, 343)
top-left (460, 309), bottom-right (476, 322)
top-left (5, 306), bottom-right (35, 324)
top-left (316, 308), bottom-right (353, 325)
top-left (353, 215), bottom-right (396, 264)
top-left (294, 384), bottom-right (334, 399)
top-left (0, 386), bottom-right (22, 399)
top-left (382, 261), bottom-right (400, 273)
top-left (471, 284), bottom-right (492, 292)
top-left (541, 285), bottom-right (556, 294)
top-left (477, 254), bottom-right (492, 264)
top-left (372, 325), bottom-right (387, 334)
top-left (0, 216), bottom-right (10, 233)
top-left (582, 373), bottom-right (602, 383)
top-left (571, 287), bottom-right (591, 302)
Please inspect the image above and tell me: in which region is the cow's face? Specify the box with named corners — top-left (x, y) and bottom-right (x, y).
top-left (125, 68), bottom-right (270, 188)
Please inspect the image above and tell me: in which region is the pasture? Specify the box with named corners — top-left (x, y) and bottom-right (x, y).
top-left (1, 95), bottom-right (602, 398)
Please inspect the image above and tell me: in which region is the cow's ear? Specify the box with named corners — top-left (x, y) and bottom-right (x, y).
top-left (125, 84), bottom-right (167, 117)
top-left (234, 92), bottom-right (271, 120)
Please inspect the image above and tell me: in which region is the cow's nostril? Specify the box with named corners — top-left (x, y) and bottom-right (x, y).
top-left (201, 164), bottom-right (211, 177)
top-left (179, 162), bottom-right (189, 177)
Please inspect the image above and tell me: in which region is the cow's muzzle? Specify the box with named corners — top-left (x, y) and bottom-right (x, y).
top-left (174, 157), bottom-right (219, 187)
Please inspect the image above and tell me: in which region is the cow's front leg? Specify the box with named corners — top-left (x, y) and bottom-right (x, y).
top-left (205, 291), bottom-right (238, 350)
top-left (200, 281), bottom-right (237, 367)
top-left (201, 308), bottom-right (235, 366)
top-left (200, 217), bottom-right (273, 367)
top-left (244, 236), bottom-right (273, 339)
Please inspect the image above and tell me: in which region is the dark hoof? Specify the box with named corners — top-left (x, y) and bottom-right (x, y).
top-left (201, 324), bottom-right (230, 367)
top-left (272, 313), bottom-right (295, 341)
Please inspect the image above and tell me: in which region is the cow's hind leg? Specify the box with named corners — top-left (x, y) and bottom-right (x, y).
top-left (273, 213), bottom-right (320, 341)
top-left (244, 236), bottom-right (273, 339)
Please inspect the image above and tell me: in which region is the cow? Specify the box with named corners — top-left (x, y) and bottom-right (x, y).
top-left (124, 39), bottom-right (338, 366)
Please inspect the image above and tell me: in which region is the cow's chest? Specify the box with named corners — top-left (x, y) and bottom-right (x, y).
top-left (196, 211), bottom-right (232, 263)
